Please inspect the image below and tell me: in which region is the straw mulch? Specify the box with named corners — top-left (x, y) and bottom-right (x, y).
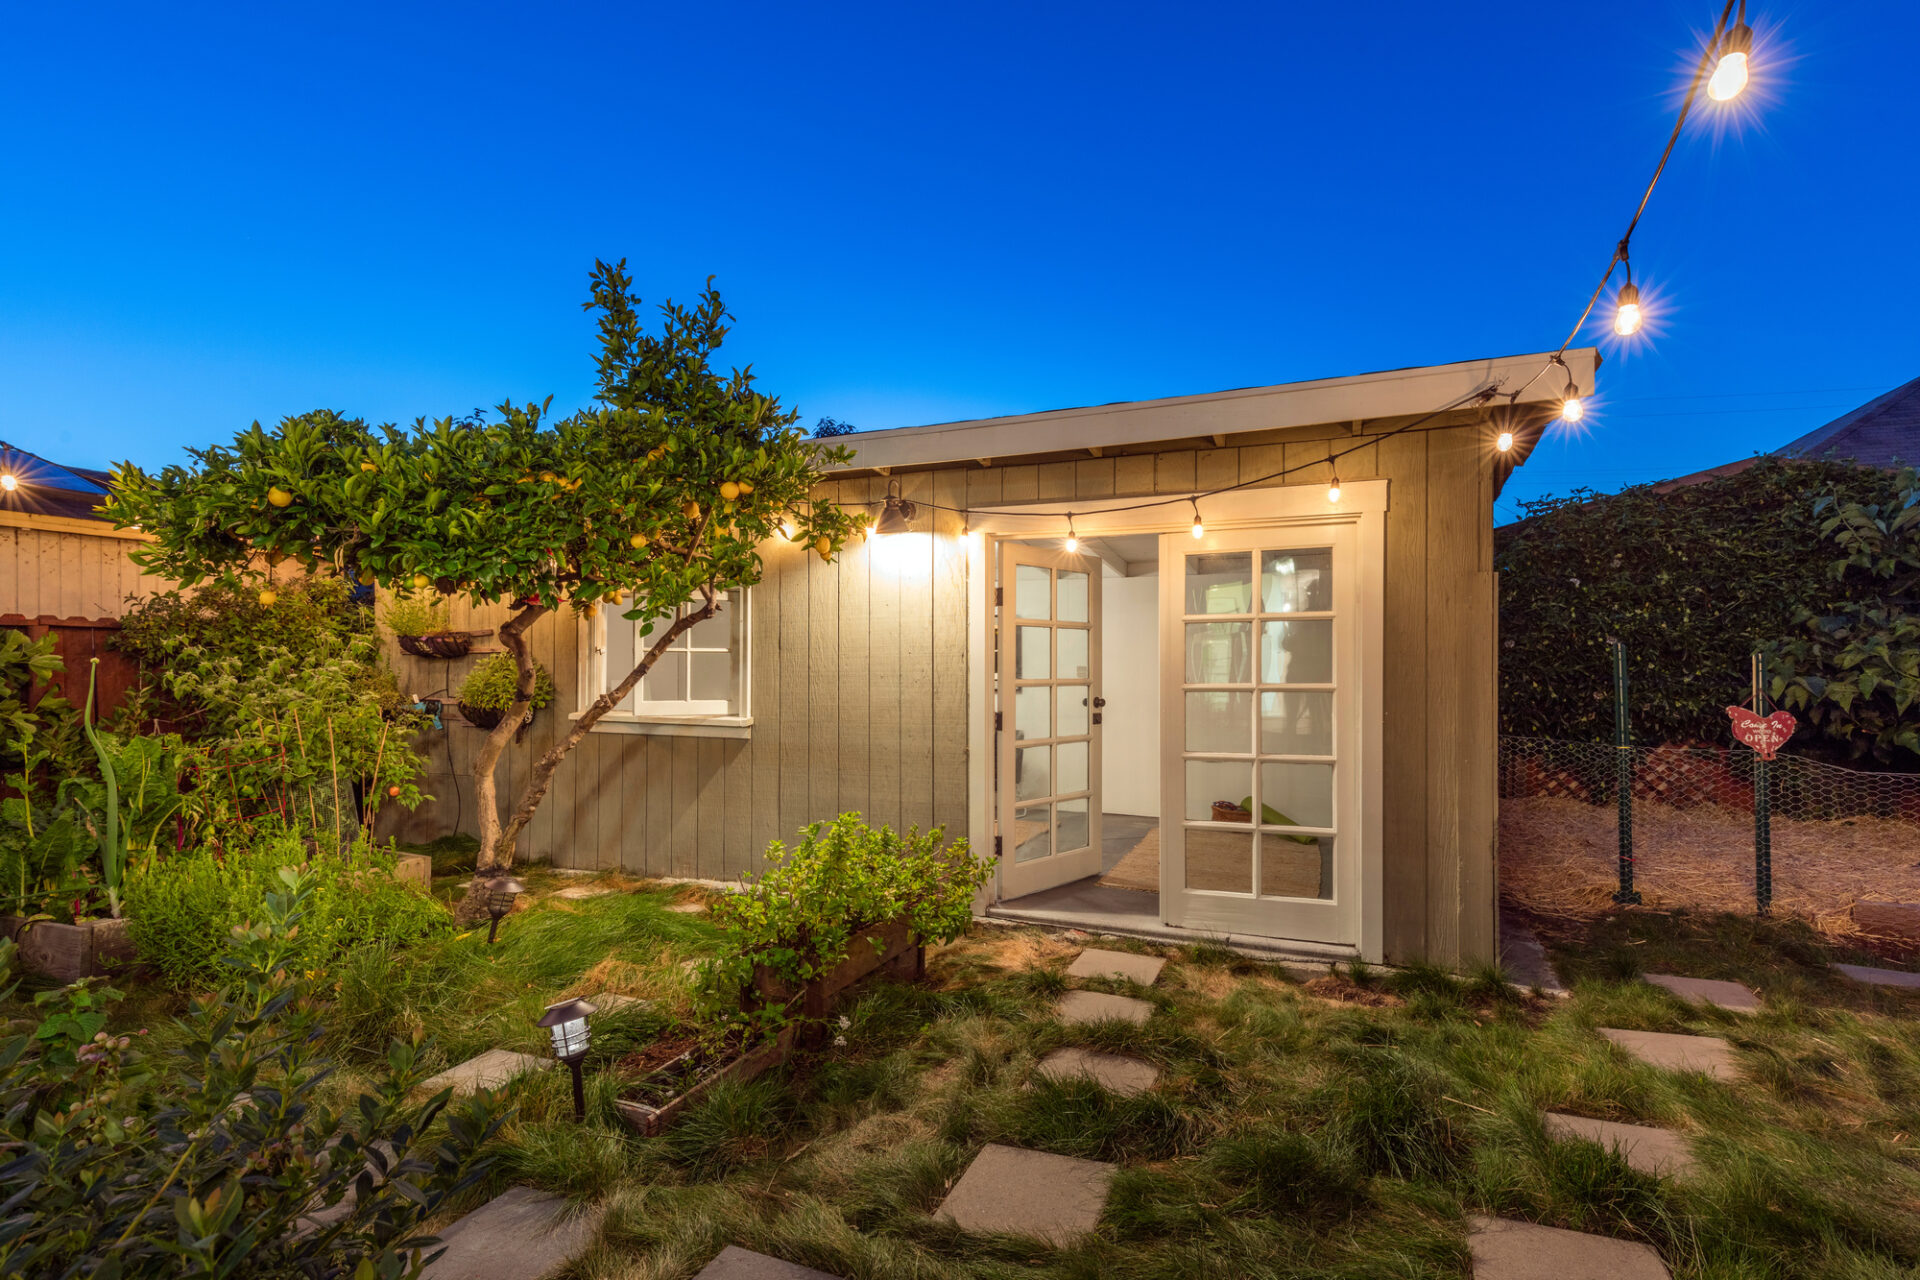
top-left (1500, 795), bottom-right (1920, 936)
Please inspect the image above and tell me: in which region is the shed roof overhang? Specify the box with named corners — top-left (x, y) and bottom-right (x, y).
top-left (825, 348), bottom-right (1598, 476)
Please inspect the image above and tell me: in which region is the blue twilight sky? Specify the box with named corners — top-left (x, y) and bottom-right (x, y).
top-left (3, 2), bottom-right (1914, 522)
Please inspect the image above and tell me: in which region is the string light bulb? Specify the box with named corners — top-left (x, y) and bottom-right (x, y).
top-left (1064, 515), bottom-right (1079, 554)
top-left (1495, 430), bottom-right (1515, 453)
top-left (0, 474), bottom-right (15, 492)
top-left (1326, 476), bottom-right (1341, 504)
top-left (1613, 281), bottom-right (1643, 337)
top-left (1708, 17), bottom-right (1752, 101)
top-left (1190, 500), bottom-right (1205, 539)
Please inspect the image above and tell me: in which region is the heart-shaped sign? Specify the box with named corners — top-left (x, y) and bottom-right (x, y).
top-left (1726, 705), bottom-right (1796, 760)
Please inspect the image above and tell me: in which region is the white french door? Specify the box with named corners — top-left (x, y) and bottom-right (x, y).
top-left (1159, 524), bottom-right (1361, 944)
top-left (996, 541), bottom-right (1104, 899)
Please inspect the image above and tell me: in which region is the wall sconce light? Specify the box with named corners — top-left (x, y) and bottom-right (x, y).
top-left (481, 874), bottom-right (526, 944)
top-left (875, 479), bottom-right (917, 536)
top-left (536, 997), bottom-right (596, 1121)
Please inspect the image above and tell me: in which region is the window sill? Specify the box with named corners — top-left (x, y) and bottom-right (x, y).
top-left (575, 713), bottom-right (753, 740)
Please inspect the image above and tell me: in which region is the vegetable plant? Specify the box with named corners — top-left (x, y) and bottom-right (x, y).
top-left (457, 652), bottom-right (554, 713)
top-left (382, 595), bottom-right (450, 638)
top-left (107, 261), bottom-right (864, 922)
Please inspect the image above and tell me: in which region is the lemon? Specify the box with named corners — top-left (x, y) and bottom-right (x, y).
top-left (630, 532), bottom-right (650, 549)
top-left (683, 500), bottom-right (701, 520)
top-left (267, 486), bottom-right (293, 508)
top-left (540, 471), bottom-right (557, 483)
top-left (604, 589), bottom-right (621, 604)
top-left (738, 480), bottom-right (754, 495)
top-left (258, 588), bottom-right (278, 606)
top-left (719, 480), bottom-right (741, 502)
top-left (360, 461), bottom-right (377, 472)
top-left (358, 571), bottom-right (376, 587)
top-left (411, 573), bottom-right (431, 589)
top-left (815, 535), bottom-right (831, 558)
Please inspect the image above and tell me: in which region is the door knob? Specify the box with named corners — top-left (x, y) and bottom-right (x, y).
top-left (1092, 696), bottom-right (1107, 708)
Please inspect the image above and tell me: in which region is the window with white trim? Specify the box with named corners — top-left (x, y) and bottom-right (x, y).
top-left (587, 589), bottom-right (750, 725)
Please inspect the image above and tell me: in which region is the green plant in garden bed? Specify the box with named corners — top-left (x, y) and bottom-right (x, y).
top-left (124, 821), bottom-right (453, 988)
top-left (382, 594), bottom-right (451, 638)
top-left (457, 652), bottom-right (554, 713)
top-left (696, 813), bottom-right (992, 1041)
top-left (0, 868), bottom-right (504, 1277)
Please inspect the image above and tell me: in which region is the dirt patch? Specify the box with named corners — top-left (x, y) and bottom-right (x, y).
top-left (929, 927), bottom-right (1076, 985)
top-left (1501, 795), bottom-right (1920, 937)
top-left (1302, 975), bottom-right (1403, 1008)
top-left (615, 1034), bottom-right (700, 1080)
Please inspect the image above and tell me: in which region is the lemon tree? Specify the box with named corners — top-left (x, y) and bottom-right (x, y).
top-left (109, 261), bottom-right (863, 906)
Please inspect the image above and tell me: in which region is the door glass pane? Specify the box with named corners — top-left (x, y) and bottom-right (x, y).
top-left (1058, 627), bottom-right (1090, 679)
top-left (1184, 622), bottom-right (1251, 683)
top-left (1015, 745), bottom-right (1051, 800)
top-left (1185, 826), bottom-right (1253, 893)
top-left (1259, 691), bottom-right (1334, 756)
top-left (1186, 552), bottom-right (1253, 615)
top-left (1057, 684), bottom-right (1089, 736)
top-left (1057, 570), bottom-right (1089, 623)
top-left (1017, 627), bottom-right (1051, 678)
top-left (645, 650), bottom-right (687, 701)
top-left (1258, 762), bottom-right (1334, 828)
top-left (1056, 741), bottom-right (1089, 794)
top-left (1057, 798), bottom-right (1090, 853)
top-left (1261, 548), bottom-right (1333, 613)
top-left (1015, 564), bottom-right (1051, 619)
top-left (1015, 685), bottom-right (1050, 740)
top-left (1260, 620), bottom-right (1333, 685)
top-left (1185, 759), bottom-right (1251, 822)
top-left (1185, 691), bottom-right (1251, 753)
top-left (690, 651), bottom-right (731, 703)
top-left (1262, 833), bottom-right (1332, 900)
top-left (1013, 804), bottom-right (1052, 862)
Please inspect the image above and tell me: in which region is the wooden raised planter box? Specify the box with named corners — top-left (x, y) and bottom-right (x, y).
top-left (1, 915), bottom-right (137, 983)
top-left (613, 918), bottom-right (924, 1136)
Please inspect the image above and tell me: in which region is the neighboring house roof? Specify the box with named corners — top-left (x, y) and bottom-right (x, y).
top-left (1775, 374), bottom-right (1920, 468)
top-left (0, 442), bottom-right (113, 522)
top-left (1651, 375), bottom-right (1920, 493)
top-left (830, 348), bottom-right (1600, 476)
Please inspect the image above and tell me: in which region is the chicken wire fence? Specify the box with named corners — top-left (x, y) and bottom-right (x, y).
top-left (1499, 736), bottom-right (1920, 931)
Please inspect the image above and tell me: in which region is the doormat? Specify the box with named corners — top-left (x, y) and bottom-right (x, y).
top-left (1097, 828), bottom-right (1160, 892)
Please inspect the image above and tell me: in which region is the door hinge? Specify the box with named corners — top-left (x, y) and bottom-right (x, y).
top-left (994, 586), bottom-right (1003, 607)
top-left (994, 711), bottom-right (1002, 731)
top-left (994, 835), bottom-right (1003, 859)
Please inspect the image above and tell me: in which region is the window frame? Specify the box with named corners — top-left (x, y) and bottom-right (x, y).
top-left (577, 589), bottom-right (753, 739)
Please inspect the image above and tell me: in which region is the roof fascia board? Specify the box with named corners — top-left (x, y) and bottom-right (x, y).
top-left (830, 349), bottom-right (1597, 474)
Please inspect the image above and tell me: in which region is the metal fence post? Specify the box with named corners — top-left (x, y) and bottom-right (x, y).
top-left (1753, 653), bottom-right (1772, 916)
top-left (1610, 637), bottom-right (1641, 905)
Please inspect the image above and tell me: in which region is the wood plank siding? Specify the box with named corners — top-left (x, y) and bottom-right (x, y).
top-left (379, 410), bottom-right (1504, 966)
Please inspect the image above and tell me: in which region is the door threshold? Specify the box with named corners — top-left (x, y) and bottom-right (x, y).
top-left (984, 893), bottom-right (1359, 966)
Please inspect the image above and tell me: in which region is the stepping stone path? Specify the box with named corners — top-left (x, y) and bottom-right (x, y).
top-left (1643, 973), bottom-right (1761, 1012)
top-left (1057, 989), bottom-right (1152, 1026)
top-left (1067, 948), bottom-right (1166, 985)
top-left (1468, 1216), bottom-right (1669, 1280)
top-left (421, 1186), bottom-right (603, 1280)
top-left (937, 1142), bottom-right (1115, 1246)
top-left (589, 992), bottom-right (649, 1014)
top-left (1834, 962), bottom-right (1920, 989)
top-left (554, 884), bottom-right (615, 900)
top-left (694, 1246), bottom-right (845, 1279)
top-left (1542, 1113), bottom-right (1696, 1177)
top-left (417, 1048), bottom-right (550, 1097)
top-left (1037, 1047), bottom-right (1160, 1097)
top-left (666, 901), bottom-right (706, 913)
top-left (1599, 1028), bottom-right (1739, 1081)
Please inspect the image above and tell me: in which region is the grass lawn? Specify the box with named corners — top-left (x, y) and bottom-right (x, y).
top-left (93, 879), bottom-right (1920, 1278)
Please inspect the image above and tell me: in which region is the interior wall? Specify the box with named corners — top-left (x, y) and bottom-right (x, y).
top-left (1100, 570), bottom-right (1160, 817)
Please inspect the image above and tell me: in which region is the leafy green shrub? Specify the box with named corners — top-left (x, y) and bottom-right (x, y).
top-left (699, 813), bottom-right (992, 1037)
top-left (0, 869), bottom-right (504, 1277)
top-left (383, 595), bottom-right (451, 637)
top-left (456, 652), bottom-right (554, 712)
top-left (1761, 468), bottom-right (1920, 763)
top-left (117, 576), bottom-right (369, 680)
top-left (1498, 458), bottom-right (1902, 751)
top-left (125, 823), bottom-right (453, 987)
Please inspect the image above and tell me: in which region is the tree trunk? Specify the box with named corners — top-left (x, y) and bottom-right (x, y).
top-left (451, 595), bottom-right (718, 924)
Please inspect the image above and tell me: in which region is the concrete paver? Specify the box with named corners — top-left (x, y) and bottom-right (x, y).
top-left (421, 1186), bottom-right (603, 1280)
top-left (1643, 973), bottom-right (1761, 1012)
top-left (1067, 948), bottom-right (1166, 985)
top-left (693, 1246), bottom-right (844, 1279)
top-left (1542, 1112), bottom-right (1696, 1177)
top-left (1037, 1047), bottom-right (1160, 1097)
top-left (416, 1049), bottom-right (550, 1097)
top-left (1057, 989), bottom-right (1153, 1026)
top-left (937, 1143), bottom-right (1115, 1246)
top-left (1598, 1028), bottom-right (1739, 1081)
top-left (1833, 962), bottom-right (1920, 989)
top-left (1467, 1216), bottom-right (1669, 1280)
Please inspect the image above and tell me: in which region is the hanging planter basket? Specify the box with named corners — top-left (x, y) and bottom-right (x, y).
top-left (457, 703), bottom-right (538, 743)
top-left (398, 630), bottom-right (486, 660)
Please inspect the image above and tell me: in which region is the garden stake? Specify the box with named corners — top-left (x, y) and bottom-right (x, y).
top-left (327, 717), bottom-right (342, 857)
top-left (1752, 653), bottom-right (1772, 916)
top-left (1609, 638), bottom-right (1641, 905)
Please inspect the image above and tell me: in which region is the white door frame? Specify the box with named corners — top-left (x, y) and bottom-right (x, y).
top-left (966, 479), bottom-right (1386, 961)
